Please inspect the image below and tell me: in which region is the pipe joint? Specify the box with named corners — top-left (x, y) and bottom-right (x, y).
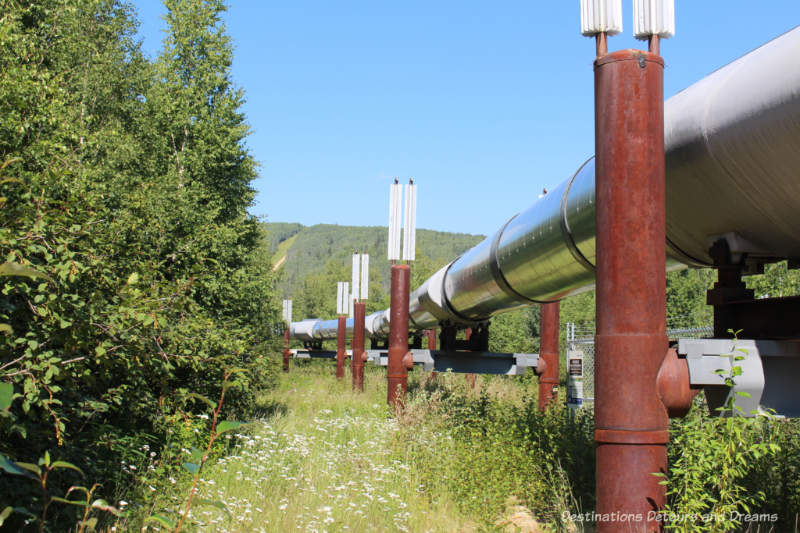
top-left (657, 346), bottom-right (699, 418)
top-left (533, 357), bottom-right (546, 376)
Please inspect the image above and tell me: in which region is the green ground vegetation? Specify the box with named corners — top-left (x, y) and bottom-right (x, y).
top-left (131, 361), bottom-right (800, 532)
top-left (123, 362), bottom-right (477, 532)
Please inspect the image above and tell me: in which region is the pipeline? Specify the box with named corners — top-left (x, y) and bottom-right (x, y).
top-left (291, 27), bottom-right (800, 340)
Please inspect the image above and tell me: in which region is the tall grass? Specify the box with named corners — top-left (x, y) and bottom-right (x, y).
top-left (129, 359), bottom-right (800, 533)
top-left (160, 361), bottom-right (477, 532)
top-left (397, 371), bottom-right (594, 532)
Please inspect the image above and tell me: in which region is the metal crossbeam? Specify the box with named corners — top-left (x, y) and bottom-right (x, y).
top-left (365, 349), bottom-right (539, 375)
top-left (677, 338), bottom-right (800, 417)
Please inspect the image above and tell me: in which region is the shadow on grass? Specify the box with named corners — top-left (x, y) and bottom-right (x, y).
top-left (253, 397), bottom-right (288, 419)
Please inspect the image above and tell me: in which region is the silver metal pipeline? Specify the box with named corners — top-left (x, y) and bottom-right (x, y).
top-left (290, 317), bottom-right (354, 342)
top-left (295, 26), bottom-right (800, 340)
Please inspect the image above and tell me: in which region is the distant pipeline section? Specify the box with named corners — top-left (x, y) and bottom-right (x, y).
top-left (292, 27), bottom-right (800, 342)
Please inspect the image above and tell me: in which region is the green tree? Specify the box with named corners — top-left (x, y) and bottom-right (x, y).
top-left (0, 1), bottom-right (278, 528)
top-left (745, 260), bottom-right (800, 299)
top-left (666, 268), bottom-right (715, 327)
top-left (489, 306), bottom-right (540, 354)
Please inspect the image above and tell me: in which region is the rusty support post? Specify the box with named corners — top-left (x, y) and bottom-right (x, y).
top-left (427, 328), bottom-right (437, 381)
top-left (336, 315), bottom-right (346, 380)
top-left (426, 328), bottom-right (437, 350)
top-left (464, 328), bottom-right (476, 388)
top-left (387, 264), bottom-right (410, 408)
top-left (282, 328), bottom-right (290, 372)
top-left (594, 49), bottom-right (668, 532)
top-left (352, 301), bottom-right (366, 391)
top-left (538, 302), bottom-right (560, 411)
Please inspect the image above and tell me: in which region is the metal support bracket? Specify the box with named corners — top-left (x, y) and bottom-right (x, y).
top-left (677, 338), bottom-right (800, 417)
top-left (366, 349), bottom-right (539, 376)
top-left (291, 349), bottom-right (344, 360)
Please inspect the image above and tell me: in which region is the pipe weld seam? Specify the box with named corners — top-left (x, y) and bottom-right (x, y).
top-left (560, 157), bottom-right (597, 274)
top-left (489, 215), bottom-right (548, 305)
top-left (440, 261), bottom-right (487, 324)
top-left (594, 428), bottom-right (670, 445)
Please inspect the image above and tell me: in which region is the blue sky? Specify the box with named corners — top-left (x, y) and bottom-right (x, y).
top-left (131, 1), bottom-right (799, 236)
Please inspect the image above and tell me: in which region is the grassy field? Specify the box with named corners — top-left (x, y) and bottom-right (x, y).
top-left (129, 359), bottom-right (800, 533)
top-left (173, 362), bottom-right (480, 532)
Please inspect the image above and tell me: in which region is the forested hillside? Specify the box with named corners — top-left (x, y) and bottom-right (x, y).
top-left (266, 222), bottom-right (483, 318)
top-left (0, 1), bottom-right (279, 530)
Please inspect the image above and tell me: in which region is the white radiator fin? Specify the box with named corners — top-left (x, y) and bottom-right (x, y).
top-left (633, 0), bottom-right (675, 40)
top-left (580, 0), bottom-right (623, 37)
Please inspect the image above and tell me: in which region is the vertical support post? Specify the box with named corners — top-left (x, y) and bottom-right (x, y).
top-left (352, 301), bottom-right (366, 391)
top-left (594, 49), bottom-right (668, 531)
top-left (707, 239), bottom-right (754, 339)
top-left (439, 325), bottom-right (456, 350)
top-left (336, 315), bottom-right (346, 380)
top-left (464, 328), bottom-right (476, 388)
top-left (426, 328), bottom-right (437, 350)
top-left (282, 328), bottom-right (290, 373)
top-left (538, 302), bottom-right (560, 411)
top-left (426, 328), bottom-right (437, 380)
top-left (387, 264), bottom-right (410, 408)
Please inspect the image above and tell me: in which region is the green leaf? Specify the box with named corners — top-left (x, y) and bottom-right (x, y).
top-left (12, 507), bottom-right (36, 519)
top-left (91, 499), bottom-right (121, 516)
top-left (16, 462), bottom-right (42, 477)
top-left (0, 262), bottom-right (52, 281)
top-left (144, 514), bottom-right (175, 528)
top-left (0, 454), bottom-right (34, 478)
top-left (50, 497), bottom-right (87, 507)
top-left (216, 420), bottom-right (244, 436)
top-left (187, 392), bottom-right (215, 409)
top-left (189, 447), bottom-right (203, 463)
top-left (0, 507), bottom-right (12, 527)
top-left (66, 485), bottom-right (91, 499)
top-left (0, 324), bottom-right (11, 335)
top-left (126, 272), bottom-right (139, 285)
top-left (51, 461), bottom-right (85, 477)
top-left (183, 462), bottom-right (200, 474)
top-left (80, 517), bottom-right (98, 531)
top-left (197, 498), bottom-right (231, 518)
top-left (0, 383), bottom-right (12, 411)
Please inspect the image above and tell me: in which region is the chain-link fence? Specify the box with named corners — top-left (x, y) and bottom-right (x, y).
top-left (564, 318), bottom-right (712, 408)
